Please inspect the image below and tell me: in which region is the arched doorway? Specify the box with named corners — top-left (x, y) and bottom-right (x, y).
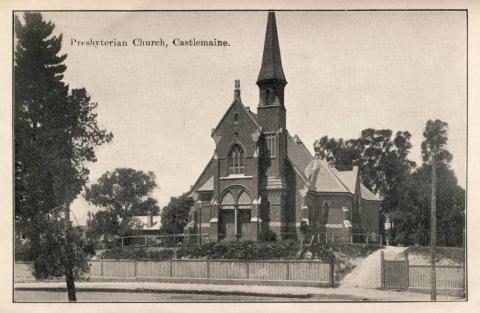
top-left (219, 188), bottom-right (252, 241)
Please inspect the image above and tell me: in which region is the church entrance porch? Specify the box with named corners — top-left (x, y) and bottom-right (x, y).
top-left (218, 187), bottom-right (256, 241)
top-left (218, 207), bottom-right (252, 241)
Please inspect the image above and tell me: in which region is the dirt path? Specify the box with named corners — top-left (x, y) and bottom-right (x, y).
top-left (340, 246), bottom-right (407, 289)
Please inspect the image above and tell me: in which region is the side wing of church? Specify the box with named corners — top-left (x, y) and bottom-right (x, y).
top-left (184, 12), bottom-right (381, 242)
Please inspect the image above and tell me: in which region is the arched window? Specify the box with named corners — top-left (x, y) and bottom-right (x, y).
top-left (228, 144), bottom-right (244, 175)
top-left (237, 190), bottom-right (252, 206)
top-left (221, 192), bottom-right (235, 209)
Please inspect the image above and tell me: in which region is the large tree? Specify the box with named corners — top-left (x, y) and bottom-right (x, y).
top-left (160, 192), bottom-right (192, 236)
top-left (14, 13), bottom-right (112, 301)
top-left (406, 119), bottom-right (465, 246)
top-left (84, 168), bottom-right (160, 240)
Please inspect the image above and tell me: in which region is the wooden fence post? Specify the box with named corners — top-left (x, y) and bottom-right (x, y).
top-left (206, 259), bottom-right (210, 279)
top-left (286, 260), bottom-right (290, 281)
top-left (101, 259), bottom-right (104, 277)
top-left (381, 251), bottom-right (385, 289)
top-left (133, 260), bottom-right (137, 277)
top-left (246, 260), bottom-right (250, 279)
top-left (170, 259), bottom-right (173, 277)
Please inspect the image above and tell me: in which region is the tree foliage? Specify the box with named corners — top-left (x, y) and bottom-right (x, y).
top-left (315, 124), bottom-right (465, 247)
top-left (160, 193), bottom-right (193, 235)
top-left (391, 120), bottom-right (464, 246)
top-left (316, 129), bottom-right (416, 213)
top-left (14, 12), bottom-right (112, 299)
top-left (84, 168), bottom-right (160, 240)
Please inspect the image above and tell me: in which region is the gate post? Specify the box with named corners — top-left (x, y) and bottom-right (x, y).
top-left (381, 251), bottom-right (385, 289)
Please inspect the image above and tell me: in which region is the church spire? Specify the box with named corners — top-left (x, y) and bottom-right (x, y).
top-left (257, 11), bottom-right (287, 84)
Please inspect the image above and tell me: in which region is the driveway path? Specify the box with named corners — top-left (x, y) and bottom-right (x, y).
top-left (340, 246), bottom-right (407, 289)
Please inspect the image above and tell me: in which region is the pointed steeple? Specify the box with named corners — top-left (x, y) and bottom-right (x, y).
top-left (257, 11), bottom-right (287, 84)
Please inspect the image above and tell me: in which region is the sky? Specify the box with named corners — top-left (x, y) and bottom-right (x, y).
top-left (34, 11), bottom-right (467, 225)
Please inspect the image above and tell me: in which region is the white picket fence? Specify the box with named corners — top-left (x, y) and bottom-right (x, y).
top-left (88, 259), bottom-right (332, 284)
top-left (15, 259), bottom-right (333, 285)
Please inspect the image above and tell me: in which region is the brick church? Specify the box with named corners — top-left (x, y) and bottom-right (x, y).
top-left (185, 12), bottom-right (380, 242)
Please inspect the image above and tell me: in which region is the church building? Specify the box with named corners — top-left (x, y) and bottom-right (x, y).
top-left (185, 12), bottom-right (380, 242)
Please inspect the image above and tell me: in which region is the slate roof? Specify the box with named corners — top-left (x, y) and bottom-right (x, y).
top-left (304, 158), bottom-right (350, 193)
top-left (286, 133), bottom-right (313, 183)
top-left (287, 138), bottom-right (380, 202)
top-left (360, 184), bottom-right (381, 201)
top-left (334, 166), bottom-right (358, 193)
top-left (197, 176), bottom-right (214, 192)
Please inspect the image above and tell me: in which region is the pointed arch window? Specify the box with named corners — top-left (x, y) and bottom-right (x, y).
top-left (228, 144), bottom-right (244, 175)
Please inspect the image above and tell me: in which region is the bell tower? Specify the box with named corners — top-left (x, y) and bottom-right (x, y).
top-left (256, 12), bottom-right (289, 239)
top-left (256, 11), bottom-right (287, 132)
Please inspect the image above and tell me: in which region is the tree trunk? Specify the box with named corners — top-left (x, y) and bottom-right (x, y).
top-left (65, 263), bottom-right (76, 302)
top-left (64, 204), bottom-right (77, 302)
top-left (430, 160), bottom-right (437, 301)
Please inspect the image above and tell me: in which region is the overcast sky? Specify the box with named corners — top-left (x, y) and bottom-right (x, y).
top-left (36, 11), bottom-right (466, 225)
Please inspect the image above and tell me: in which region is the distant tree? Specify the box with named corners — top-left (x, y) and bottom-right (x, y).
top-left (14, 12), bottom-right (112, 301)
top-left (160, 193), bottom-right (193, 235)
top-left (85, 210), bottom-right (119, 245)
top-left (84, 168), bottom-right (160, 239)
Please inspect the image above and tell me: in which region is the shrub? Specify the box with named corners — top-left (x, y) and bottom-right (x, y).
top-left (102, 247), bottom-right (174, 260)
top-left (259, 228), bottom-right (277, 242)
top-left (176, 241), bottom-right (302, 260)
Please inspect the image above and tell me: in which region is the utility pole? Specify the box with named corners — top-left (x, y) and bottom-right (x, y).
top-left (430, 154), bottom-right (437, 301)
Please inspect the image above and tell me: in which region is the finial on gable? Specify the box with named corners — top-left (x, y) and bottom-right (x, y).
top-left (234, 79), bottom-right (241, 100)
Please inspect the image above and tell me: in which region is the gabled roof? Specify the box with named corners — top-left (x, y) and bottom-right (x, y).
top-left (286, 133), bottom-right (313, 184)
top-left (212, 98), bottom-right (261, 135)
top-left (305, 158), bottom-right (350, 193)
top-left (333, 166), bottom-right (358, 194)
top-left (299, 146), bottom-right (380, 201)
